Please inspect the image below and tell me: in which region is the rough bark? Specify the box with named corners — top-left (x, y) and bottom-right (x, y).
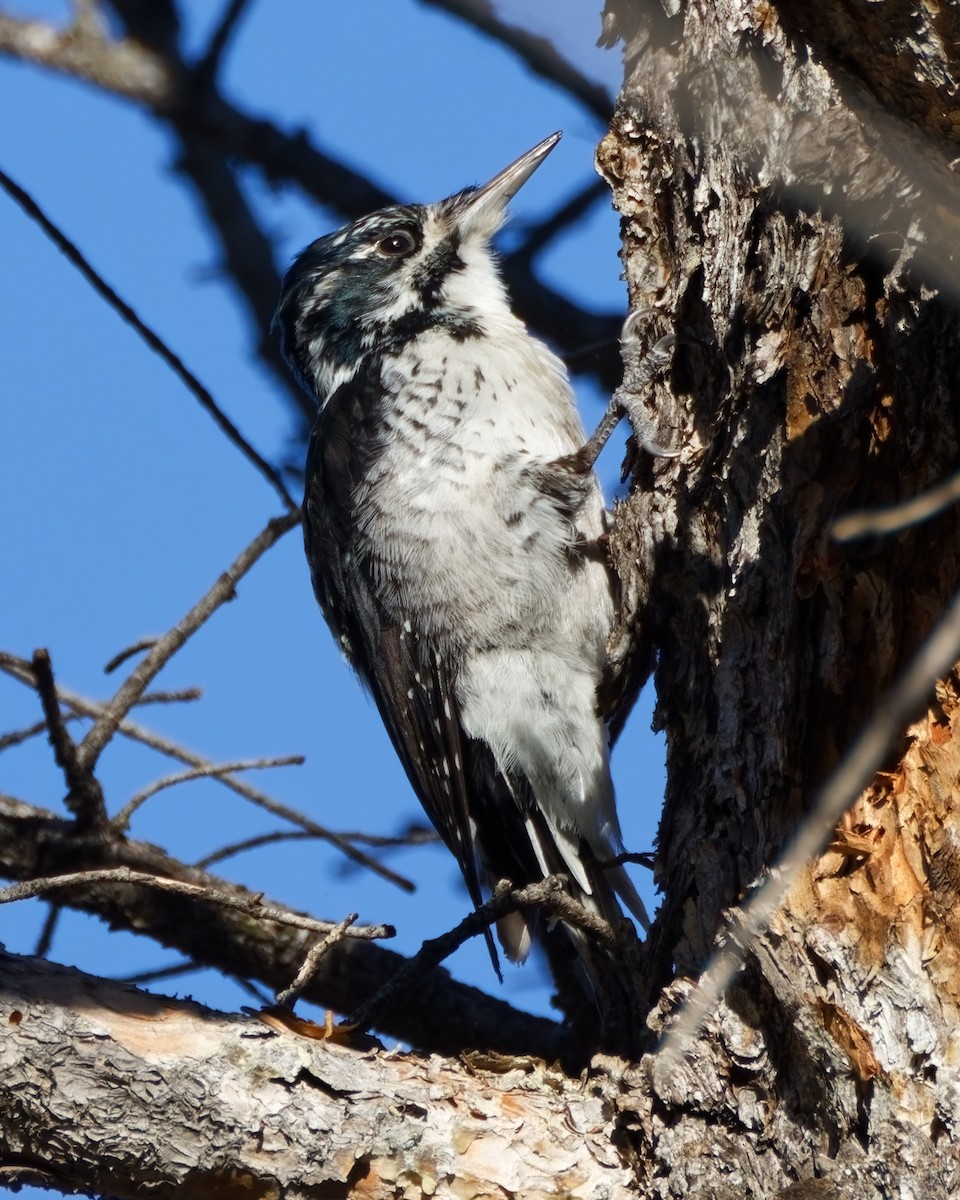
top-left (3, 0), bottom-right (960, 1196)
top-left (596, 0), bottom-right (960, 1194)
top-left (0, 951), bottom-right (635, 1200)
top-left (0, 794), bottom-right (569, 1064)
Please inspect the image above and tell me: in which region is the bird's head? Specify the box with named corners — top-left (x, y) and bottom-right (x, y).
top-left (275, 133), bottom-right (561, 404)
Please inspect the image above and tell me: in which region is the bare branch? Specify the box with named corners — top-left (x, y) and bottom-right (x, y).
top-left (120, 960), bottom-right (273, 1004)
top-left (33, 903), bottom-right (60, 957)
top-left (657, 583), bottom-right (960, 1074)
top-left (0, 866), bottom-right (393, 941)
top-left (0, 715), bottom-right (78, 752)
top-left (113, 755), bottom-right (306, 831)
top-left (137, 687), bottom-right (203, 705)
top-left (274, 912), bottom-right (359, 1009)
top-left (600, 850), bottom-right (656, 872)
top-left (0, 651), bottom-right (412, 890)
top-left (348, 877), bottom-right (617, 1035)
top-left (173, 135), bottom-right (313, 427)
top-left (507, 178), bottom-right (607, 263)
top-left (0, 12), bottom-right (172, 104)
top-left (0, 793), bottom-right (571, 1060)
top-left (75, 509), bottom-right (300, 772)
top-left (0, 164), bottom-right (297, 510)
top-left (118, 959), bottom-right (271, 1007)
top-left (194, 828), bottom-right (315, 868)
top-left (334, 824), bottom-right (438, 849)
top-left (418, 0), bottom-right (612, 123)
top-left (833, 468), bottom-right (960, 540)
top-left (30, 648), bottom-right (106, 828)
top-left (118, 959), bottom-right (200, 985)
top-left (199, 827), bottom-right (426, 892)
top-left (194, 0), bottom-right (253, 83)
top-left (103, 637), bottom-right (158, 673)
top-left (216, 787), bottom-right (417, 893)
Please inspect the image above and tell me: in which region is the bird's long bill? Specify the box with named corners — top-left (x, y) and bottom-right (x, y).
top-left (450, 132), bottom-right (562, 235)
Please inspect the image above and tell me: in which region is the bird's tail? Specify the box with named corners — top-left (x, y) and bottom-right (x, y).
top-left (492, 803), bottom-right (648, 970)
top-left (490, 804), bottom-right (648, 1053)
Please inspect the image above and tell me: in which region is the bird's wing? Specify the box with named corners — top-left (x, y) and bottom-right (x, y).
top-left (303, 395), bottom-right (501, 973)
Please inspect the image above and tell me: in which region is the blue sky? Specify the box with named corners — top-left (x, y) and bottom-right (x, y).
top-left (0, 0), bottom-right (665, 1066)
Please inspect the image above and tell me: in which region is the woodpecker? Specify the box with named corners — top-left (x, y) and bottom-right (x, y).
top-left (275, 133), bottom-right (648, 979)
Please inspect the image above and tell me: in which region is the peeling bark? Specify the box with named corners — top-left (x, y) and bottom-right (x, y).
top-left (596, 0), bottom-right (960, 1193)
top-left (3, 0), bottom-right (960, 1195)
top-left (0, 952), bottom-right (635, 1200)
top-left (0, 795), bottom-right (569, 1064)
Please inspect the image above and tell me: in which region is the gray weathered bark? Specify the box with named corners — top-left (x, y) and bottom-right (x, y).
top-left (3, 1), bottom-right (960, 1196)
top-left (0, 951), bottom-right (636, 1199)
top-left (598, 0), bottom-right (960, 1194)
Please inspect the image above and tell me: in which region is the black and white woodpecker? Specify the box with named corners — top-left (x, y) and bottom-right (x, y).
top-left (275, 133), bottom-right (648, 979)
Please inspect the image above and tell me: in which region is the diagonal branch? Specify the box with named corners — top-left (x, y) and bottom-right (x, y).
top-left (171, 137), bottom-right (313, 428)
top-left (0, 9), bottom-right (623, 394)
top-left (0, 791), bottom-right (571, 1061)
top-left (0, 164), bottom-right (298, 509)
top-left (348, 876), bottom-right (618, 1035)
top-left (194, 0), bottom-right (253, 84)
top-left (0, 651), bottom-right (413, 891)
top-left (418, 0), bottom-right (613, 123)
top-left (507, 178), bottom-right (608, 264)
top-left (74, 509), bottom-right (300, 772)
top-left (30, 648), bottom-right (106, 828)
top-left (833, 467), bottom-right (960, 541)
top-left (274, 911), bottom-right (359, 1008)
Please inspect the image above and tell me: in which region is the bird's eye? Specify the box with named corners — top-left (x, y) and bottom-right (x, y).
top-left (378, 230), bottom-right (418, 257)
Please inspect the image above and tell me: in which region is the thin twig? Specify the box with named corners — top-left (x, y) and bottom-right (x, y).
top-left (0, 649), bottom-right (414, 891)
top-left (119, 960), bottom-right (271, 1003)
top-left (104, 638), bottom-right (159, 674)
top-left (113, 755), bottom-right (305, 831)
top-left (213, 788), bottom-right (418, 892)
top-left (508, 178), bottom-right (607, 263)
top-left (0, 715), bottom-right (79, 752)
top-left (0, 685), bottom-right (196, 747)
top-left (137, 688), bottom-right (203, 705)
top-left (118, 960), bottom-right (200, 985)
top-left (600, 850), bottom-right (656, 872)
top-left (419, 0), bottom-right (612, 123)
top-left (195, 828), bottom-right (315, 868)
top-left (833, 468), bottom-right (960, 540)
top-left (333, 825), bottom-right (439, 849)
top-left (275, 913), bottom-right (358, 1009)
top-left (0, 165), bottom-right (296, 511)
top-left (348, 877), bottom-right (615, 1033)
top-left (0, 867), bottom-right (394, 941)
top-left (75, 510), bottom-right (300, 773)
top-left (198, 826), bottom-right (428, 883)
top-left (31, 648), bottom-right (106, 827)
top-left (34, 903), bottom-right (61, 957)
top-left (656, 583), bottom-right (960, 1075)
top-left (194, 0), bottom-right (253, 83)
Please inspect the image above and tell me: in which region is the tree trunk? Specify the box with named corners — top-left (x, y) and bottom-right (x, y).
top-left (596, 0), bottom-right (960, 1193)
top-left (4, 1), bottom-right (960, 1196)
